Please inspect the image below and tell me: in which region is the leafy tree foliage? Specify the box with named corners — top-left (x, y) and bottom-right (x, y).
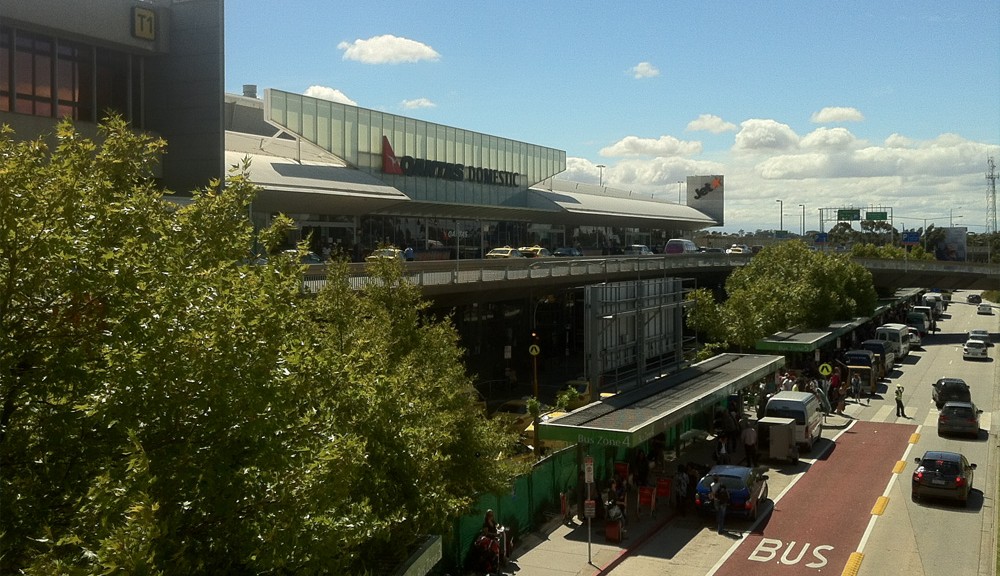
top-left (0, 119), bottom-right (519, 574)
top-left (685, 241), bottom-right (878, 350)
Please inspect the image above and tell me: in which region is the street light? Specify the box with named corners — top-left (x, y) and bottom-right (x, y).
top-left (597, 164), bottom-right (606, 186)
top-left (776, 199), bottom-right (783, 234)
top-left (798, 204), bottom-right (805, 237)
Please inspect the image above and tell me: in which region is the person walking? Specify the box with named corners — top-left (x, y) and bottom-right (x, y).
top-left (895, 384), bottom-right (908, 418)
top-left (672, 464), bottom-right (689, 517)
top-left (850, 373), bottom-right (862, 404)
top-left (741, 421), bottom-right (758, 468)
top-left (710, 475), bottom-right (729, 534)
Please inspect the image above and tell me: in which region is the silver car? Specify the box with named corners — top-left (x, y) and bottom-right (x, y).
top-left (963, 339), bottom-right (988, 360)
top-left (938, 401), bottom-right (982, 438)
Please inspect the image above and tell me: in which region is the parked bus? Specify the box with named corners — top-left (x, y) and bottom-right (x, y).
top-left (875, 323), bottom-right (911, 359)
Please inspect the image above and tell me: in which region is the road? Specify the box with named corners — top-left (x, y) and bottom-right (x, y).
top-left (607, 292), bottom-right (998, 576)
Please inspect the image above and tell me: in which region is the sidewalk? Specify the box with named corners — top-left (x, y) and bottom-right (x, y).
top-left (496, 411), bottom-right (857, 576)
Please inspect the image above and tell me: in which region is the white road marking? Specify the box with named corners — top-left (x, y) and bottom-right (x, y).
top-left (855, 423), bottom-right (922, 553)
top-left (922, 408), bottom-right (939, 429)
top-left (872, 404), bottom-right (894, 422)
top-left (981, 411), bottom-right (992, 434)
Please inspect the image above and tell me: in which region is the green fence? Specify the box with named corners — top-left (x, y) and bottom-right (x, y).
top-left (443, 408), bottom-right (713, 572)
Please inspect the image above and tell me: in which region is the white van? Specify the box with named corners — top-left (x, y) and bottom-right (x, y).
top-left (876, 323), bottom-right (911, 359)
top-left (764, 391), bottom-right (823, 451)
top-left (664, 238), bottom-right (698, 254)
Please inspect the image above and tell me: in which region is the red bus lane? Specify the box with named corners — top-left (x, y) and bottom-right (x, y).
top-left (712, 420), bottom-right (917, 576)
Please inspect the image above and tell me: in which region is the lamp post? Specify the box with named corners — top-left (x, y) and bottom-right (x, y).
top-left (798, 204), bottom-right (805, 237)
top-left (776, 199), bottom-right (783, 235)
top-left (597, 164), bottom-right (606, 186)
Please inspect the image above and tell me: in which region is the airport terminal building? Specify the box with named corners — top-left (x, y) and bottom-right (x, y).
top-left (3, 0), bottom-right (723, 262)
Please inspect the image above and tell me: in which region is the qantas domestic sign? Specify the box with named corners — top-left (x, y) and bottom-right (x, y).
top-left (382, 136), bottom-right (520, 187)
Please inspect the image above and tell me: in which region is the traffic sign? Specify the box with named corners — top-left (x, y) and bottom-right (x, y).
top-left (584, 456), bottom-right (594, 483)
top-left (818, 363), bottom-right (833, 376)
top-left (584, 499), bottom-right (596, 519)
top-left (529, 344), bottom-right (540, 356)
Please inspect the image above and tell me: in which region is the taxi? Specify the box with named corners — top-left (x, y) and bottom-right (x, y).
top-left (365, 247), bottom-right (404, 262)
top-left (485, 246), bottom-right (525, 259)
top-left (518, 245), bottom-right (552, 258)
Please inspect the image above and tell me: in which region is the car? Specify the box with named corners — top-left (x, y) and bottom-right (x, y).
top-left (932, 378), bottom-right (971, 409)
top-left (968, 329), bottom-right (992, 346)
top-left (622, 244), bottom-right (653, 256)
top-left (280, 249), bottom-right (325, 264)
top-left (977, 303), bottom-right (992, 315)
top-left (963, 339), bottom-right (988, 360)
top-left (907, 326), bottom-right (922, 349)
top-left (552, 246), bottom-right (583, 257)
top-left (485, 246), bottom-right (525, 259)
top-left (693, 465), bottom-right (770, 521)
top-left (490, 399), bottom-right (549, 434)
top-left (967, 293), bottom-right (982, 304)
top-left (938, 401), bottom-right (982, 438)
top-left (365, 247), bottom-right (404, 262)
top-left (518, 245), bottom-right (552, 258)
top-left (911, 450), bottom-right (976, 506)
top-left (725, 244), bottom-right (750, 255)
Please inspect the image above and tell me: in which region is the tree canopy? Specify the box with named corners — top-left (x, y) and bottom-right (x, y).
top-left (685, 240), bottom-right (878, 349)
top-left (0, 118), bottom-right (521, 574)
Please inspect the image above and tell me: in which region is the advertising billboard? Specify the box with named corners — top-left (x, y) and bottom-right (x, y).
top-left (934, 227), bottom-right (967, 261)
top-left (687, 175), bottom-right (724, 226)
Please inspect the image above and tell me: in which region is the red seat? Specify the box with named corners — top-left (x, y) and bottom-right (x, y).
top-left (614, 461), bottom-right (629, 481)
top-left (637, 485), bottom-right (656, 517)
top-left (656, 477), bottom-right (672, 500)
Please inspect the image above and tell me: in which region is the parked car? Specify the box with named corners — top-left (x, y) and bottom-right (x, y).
top-left (968, 329), bottom-right (992, 346)
top-left (490, 399), bottom-right (546, 434)
top-left (552, 246), bottom-right (582, 257)
top-left (977, 303), bottom-right (992, 315)
top-left (693, 465), bottom-right (770, 521)
top-left (485, 246), bottom-right (525, 259)
top-left (725, 244), bottom-right (750, 255)
top-left (911, 450), bottom-right (976, 506)
top-left (365, 247), bottom-right (404, 262)
top-left (938, 401), bottom-right (982, 438)
top-left (907, 326), bottom-right (922, 349)
top-left (932, 378), bottom-right (971, 409)
top-left (517, 245), bottom-right (552, 258)
top-left (279, 249), bottom-right (325, 264)
top-left (622, 244), bottom-right (653, 256)
top-left (963, 339), bottom-right (988, 360)
top-left (967, 293), bottom-right (982, 304)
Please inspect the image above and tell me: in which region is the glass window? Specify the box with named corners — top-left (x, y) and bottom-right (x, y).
top-left (0, 27), bottom-right (9, 112)
top-left (302, 96), bottom-right (316, 142)
top-left (95, 47), bottom-right (128, 120)
top-left (317, 99), bottom-right (330, 150)
top-left (285, 92), bottom-right (301, 134)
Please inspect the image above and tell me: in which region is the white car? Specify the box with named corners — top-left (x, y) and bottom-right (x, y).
top-left (977, 303), bottom-right (993, 315)
top-left (968, 329), bottom-right (992, 346)
top-left (963, 340), bottom-right (988, 360)
top-left (907, 326), bottom-right (922, 348)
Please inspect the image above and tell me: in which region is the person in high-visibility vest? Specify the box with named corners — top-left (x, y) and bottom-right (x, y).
top-left (895, 385), bottom-right (908, 418)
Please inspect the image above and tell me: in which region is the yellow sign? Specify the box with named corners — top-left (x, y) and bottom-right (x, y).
top-left (818, 363), bottom-right (833, 376)
top-left (132, 6), bottom-right (156, 41)
top-left (529, 344), bottom-right (540, 356)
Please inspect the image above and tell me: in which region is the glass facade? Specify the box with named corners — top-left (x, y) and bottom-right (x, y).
top-left (265, 88), bottom-right (566, 203)
top-left (0, 24), bottom-right (142, 126)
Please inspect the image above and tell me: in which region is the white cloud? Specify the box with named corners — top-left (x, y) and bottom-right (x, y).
top-left (337, 35), bottom-right (440, 64)
top-left (800, 127), bottom-right (859, 151)
top-left (599, 135), bottom-right (702, 158)
top-left (402, 98), bottom-right (436, 110)
top-left (811, 106), bottom-right (865, 123)
top-left (733, 119), bottom-right (800, 152)
top-left (630, 62), bottom-right (660, 79)
top-left (303, 85), bottom-right (357, 106)
top-left (686, 114), bottom-right (737, 134)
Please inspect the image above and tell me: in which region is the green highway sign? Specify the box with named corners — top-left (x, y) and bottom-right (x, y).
top-left (866, 211), bottom-right (888, 221)
top-left (837, 209), bottom-right (861, 221)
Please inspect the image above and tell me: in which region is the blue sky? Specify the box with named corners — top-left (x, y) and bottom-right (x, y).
top-left (226, 1), bottom-right (999, 234)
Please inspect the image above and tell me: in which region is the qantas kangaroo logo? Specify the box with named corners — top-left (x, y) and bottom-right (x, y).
top-left (382, 136), bottom-right (404, 175)
top-left (694, 176), bottom-right (722, 199)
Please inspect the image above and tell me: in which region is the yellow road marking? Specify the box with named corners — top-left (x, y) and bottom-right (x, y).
top-left (871, 496), bottom-right (889, 515)
top-left (908, 432), bottom-right (920, 444)
top-left (893, 460), bottom-right (906, 474)
top-left (842, 551), bottom-right (864, 576)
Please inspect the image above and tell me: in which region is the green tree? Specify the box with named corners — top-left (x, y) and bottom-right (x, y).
top-left (687, 241), bottom-right (877, 350)
top-left (0, 119), bottom-right (519, 574)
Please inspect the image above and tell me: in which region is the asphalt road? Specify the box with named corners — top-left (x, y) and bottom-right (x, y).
top-left (607, 292), bottom-right (998, 576)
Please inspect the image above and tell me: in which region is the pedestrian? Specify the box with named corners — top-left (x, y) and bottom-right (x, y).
top-left (713, 435), bottom-right (729, 464)
top-left (850, 373), bottom-right (862, 404)
top-left (672, 464), bottom-right (689, 517)
top-left (710, 475), bottom-right (729, 534)
top-left (403, 245), bottom-right (415, 261)
top-left (741, 421), bottom-right (758, 468)
top-left (895, 384), bottom-right (907, 418)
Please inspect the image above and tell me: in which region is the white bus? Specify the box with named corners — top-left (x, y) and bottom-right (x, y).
top-left (876, 323), bottom-right (911, 359)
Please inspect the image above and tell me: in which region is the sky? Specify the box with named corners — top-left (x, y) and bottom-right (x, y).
top-left (225, 1), bottom-right (1000, 234)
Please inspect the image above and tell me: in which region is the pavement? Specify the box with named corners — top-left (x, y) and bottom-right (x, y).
top-left (485, 409), bottom-right (861, 576)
